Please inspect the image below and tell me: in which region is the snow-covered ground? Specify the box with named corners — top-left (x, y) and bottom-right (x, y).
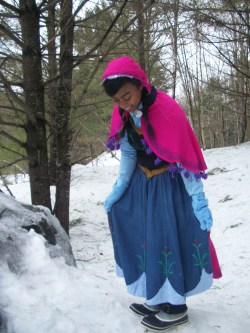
top-left (1, 142), bottom-right (250, 333)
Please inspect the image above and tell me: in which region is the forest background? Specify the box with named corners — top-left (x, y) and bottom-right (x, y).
top-left (0, 0), bottom-right (249, 234)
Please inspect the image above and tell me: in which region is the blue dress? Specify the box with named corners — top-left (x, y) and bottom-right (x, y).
top-left (108, 118), bottom-right (213, 306)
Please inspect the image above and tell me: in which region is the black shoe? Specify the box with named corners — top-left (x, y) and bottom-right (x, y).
top-left (141, 311), bottom-right (188, 331)
top-left (130, 303), bottom-right (162, 316)
top-left (161, 303), bottom-right (188, 314)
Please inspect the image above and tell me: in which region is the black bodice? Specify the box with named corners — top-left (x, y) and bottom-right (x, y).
top-left (126, 119), bottom-right (168, 171)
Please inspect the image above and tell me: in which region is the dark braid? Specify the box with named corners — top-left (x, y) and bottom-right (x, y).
top-left (117, 107), bottom-right (127, 138)
top-left (141, 87), bottom-right (155, 138)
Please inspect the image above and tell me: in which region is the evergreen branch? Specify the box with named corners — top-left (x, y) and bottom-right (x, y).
top-left (75, 4), bottom-right (113, 25)
top-left (72, 0), bottom-right (90, 21)
top-left (0, 51), bottom-right (22, 61)
top-left (182, 3), bottom-right (249, 38)
top-left (0, 104), bottom-right (25, 114)
top-left (0, 0), bottom-right (20, 14)
top-left (0, 144), bottom-right (26, 158)
top-left (45, 0), bottom-right (129, 86)
top-left (72, 0), bottom-right (156, 109)
top-left (73, 0), bottom-right (130, 69)
top-left (0, 157), bottom-right (27, 170)
top-left (202, 34), bottom-right (250, 79)
top-left (0, 76), bottom-right (23, 88)
top-left (0, 119), bottom-right (25, 128)
top-left (0, 71), bottom-right (27, 110)
top-left (46, 0), bottom-right (155, 86)
top-left (0, 130), bottom-right (25, 148)
top-left (42, 1), bottom-right (88, 53)
top-left (0, 23), bottom-right (23, 48)
top-left (40, 0), bottom-right (61, 13)
top-left (0, 13), bottom-right (19, 19)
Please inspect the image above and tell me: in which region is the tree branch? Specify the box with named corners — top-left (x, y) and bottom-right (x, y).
top-left (0, 0), bottom-right (20, 14)
top-left (227, 0), bottom-right (250, 28)
top-left (0, 104), bottom-right (25, 114)
top-left (202, 33), bottom-right (250, 79)
top-left (44, 0), bottom-right (127, 85)
top-left (0, 130), bottom-right (25, 148)
top-left (0, 119), bottom-right (25, 128)
top-left (40, 0), bottom-right (61, 13)
top-left (0, 13), bottom-right (19, 18)
top-left (42, 0), bottom-right (89, 54)
top-left (0, 23), bottom-right (24, 48)
top-left (0, 52), bottom-right (22, 63)
top-left (72, 0), bottom-right (156, 109)
top-left (73, 0), bottom-right (130, 69)
top-left (72, 0), bottom-right (90, 20)
top-left (0, 144), bottom-right (26, 158)
top-left (0, 157), bottom-right (27, 171)
top-left (75, 4), bottom-right (113, 25)
top-left (0, 71), bottom-right (27, 110)
top-left (0, 173), bottom-right (15, 197)
top-left (70, 154), bottom-right (98, 166)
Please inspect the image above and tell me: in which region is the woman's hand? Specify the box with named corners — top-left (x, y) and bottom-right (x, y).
top-left (104, 179), bottom-right (127, 212)
top-left (191, 193), bottom-right (213, 231)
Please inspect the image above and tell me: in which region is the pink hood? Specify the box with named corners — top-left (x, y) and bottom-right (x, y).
top-left (102, 56), bottom-right (152, 92)
top-left (103, 56), bottom-right (207, 173)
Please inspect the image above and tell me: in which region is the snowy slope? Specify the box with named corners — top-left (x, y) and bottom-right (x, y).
top-left (0, 142), bottom-right (250, 333)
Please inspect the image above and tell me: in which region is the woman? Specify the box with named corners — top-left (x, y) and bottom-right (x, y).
top-left (102, 56), bottom-right (222, 331)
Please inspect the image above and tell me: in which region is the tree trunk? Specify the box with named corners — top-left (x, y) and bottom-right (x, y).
top-left (19, 0), bottom-right (51, 209)
top-left (53, 0), bottom-right (74, 235)
top-left (46, 0), bottom-right (58, 185)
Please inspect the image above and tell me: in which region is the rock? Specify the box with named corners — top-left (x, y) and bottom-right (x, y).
top-left (0, 192), bottom-right (76, 273)
top-left (0, 193), bottom-right (78, 332)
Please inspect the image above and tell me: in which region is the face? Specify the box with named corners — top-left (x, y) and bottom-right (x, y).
top-left (111, 82), bottom-right (143, 113)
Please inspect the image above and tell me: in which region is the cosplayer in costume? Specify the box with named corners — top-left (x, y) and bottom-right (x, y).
top-left (102, 56), bottom-right (222, 331)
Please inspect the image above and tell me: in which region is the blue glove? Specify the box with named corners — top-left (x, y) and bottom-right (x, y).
top-left (178, 163), bottom-right (213, 231)
top-left (191, 193), bottom-right (213, 231)
top-left (104, 179), bottom-right (127, 212)
top-left (104, 131), bottom-right (137, 212)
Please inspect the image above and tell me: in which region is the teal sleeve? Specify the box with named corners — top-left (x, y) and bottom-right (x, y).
top-left (178, 163), bottom-right (213, 231)
top-left (104, 132), bottom-right (137, 212)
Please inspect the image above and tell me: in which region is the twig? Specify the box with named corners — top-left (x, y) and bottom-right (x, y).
top-left (0, 173), bottom-right (15, 197)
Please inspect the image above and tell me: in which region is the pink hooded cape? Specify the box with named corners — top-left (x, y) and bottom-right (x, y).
top-left (102, 56), bottom-right (207, 173)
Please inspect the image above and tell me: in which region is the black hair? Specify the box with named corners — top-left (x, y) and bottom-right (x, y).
top-left (103, 77), bottom-right (155, 138)
top-left (103, 77), bottom-right (141, 97)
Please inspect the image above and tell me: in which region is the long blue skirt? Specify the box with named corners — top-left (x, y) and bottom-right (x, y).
top-left (108, 167), bottom-right (213, 305)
